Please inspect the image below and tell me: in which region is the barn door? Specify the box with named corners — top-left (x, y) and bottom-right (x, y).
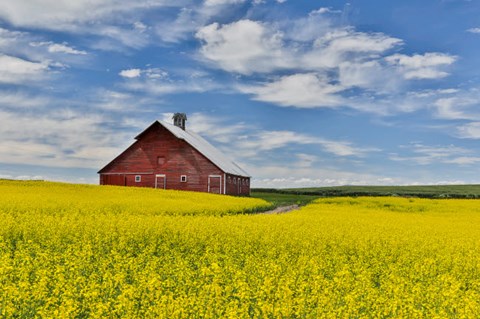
top-left (155, 174), bottom-right (166, 189)
top-left (208, 175), bottom-right (222, 194)
top-left (104, 174), bottom-right (126, 186)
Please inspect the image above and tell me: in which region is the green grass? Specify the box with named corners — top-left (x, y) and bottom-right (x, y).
top-left (252, 184), bottom-right (480, 199)
top-left (250, 192), bottom-right (319, 207)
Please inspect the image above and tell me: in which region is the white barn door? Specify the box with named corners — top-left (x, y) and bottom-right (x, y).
top-left (155, 174), bottom-right (166, 189)
top-left (208, 175), bottom-right (222, 194)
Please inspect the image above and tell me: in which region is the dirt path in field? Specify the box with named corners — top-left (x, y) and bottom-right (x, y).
top-left (260, 204), bottom-right (300, 215)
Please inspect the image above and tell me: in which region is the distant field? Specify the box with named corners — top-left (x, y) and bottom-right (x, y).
top-left (253, 184), bottom-right (480, 198)
top-left (3, 180), bottom-right (480, 317)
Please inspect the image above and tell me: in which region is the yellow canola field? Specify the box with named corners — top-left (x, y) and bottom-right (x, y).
top-left (0, 180), bottom-right (270, 216)
top-left (2, 181), bottom-right (480, 318)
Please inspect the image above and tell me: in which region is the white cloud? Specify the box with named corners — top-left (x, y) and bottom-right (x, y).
top-left (246, 163), bottom-right (402, 188)
top-left (160, 112), bottom-right (248, 144)
top-left (119, 67), bottom-right (169, 79)
top-left (390, 143), bottom-right (473, 165)
top-left (409, 88), bottom-right (459, 98)
top-left (155, 0), bottom-right (248, 43)
top-left (0, 28), bottom-right (42, 60)
top-left (119, 68), bottom-right (142, 78)
top-left (196, 20), bottom-right (402, 75)
top-left (0, 107), bottom-right (136, 169)
top-left (230, 130), bottom-right (378, 158)
top-left (0, 28), bottom-right (89, 75)
top-left (311, 8), bottom-right (334, 14)
top-left (467, 28), bottom-right (480, 34)
top-left (120, 67), bottom-right (217, 95)
top-left (0, 1), bottom-right (176, 30)
top-left (144, 68), bottom-right (169, 79)
top-left (196, 20), bottom-right (290, 74)
top-left (0, 90), bottom-right (49, 109)
top-left (195, 14), bottom-right (457, 112)
top-left (445, 157), bottom-right (480, 165)
top-left (385, 53), bottom-right (456, 79)
top-left (234, 130), bottom-right (318, 153)
top-left (0, 1), bottom-right (180, 49)
top-left (0, 54), bottom-right (49, 84)
top-left (0, 0), bottom-right (245, 47)
top-left (337, 60), bottom-right (401, 93)
top-left (48, 43), bottom-right (87, 55)
top-left (93, 25), bottom-right (151, 50)
top-left (457, 122), bottom-right (480, 139)
top-left (0, 27), bottom-right (26, 49)
top-left (90, 89), bottom-right (155, 112)
top-left (155, 7), bottom-right (199, 43)
top-left (434, 96), bottom-right (478, 120)
top-left (281, 7), bottom-right (334, 42)
top-left (429, 88), bottom-right (480, 121)
top-left (133, 21), bottom-right (148, 33)
top-left (204, 0), bottom-right (246, 5)
top-left (164, 112), bottom-right (378, 162)
top-left (302, 28), bottom-right (401, 70)
top-left (318, 139), bottom-right (375, 157)
top-left (295, 153), bottom-right (317, 168)
top-left (239, 73), bottom-right (344, 108)
top-left (30, 41), bottom-right (87, 55)
top-left (187, 113), bottom-right (248, 143)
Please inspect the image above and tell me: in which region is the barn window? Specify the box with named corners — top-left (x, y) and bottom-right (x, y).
top-left (228, 176), bottom-right (231, 184)
top-left (135, 175), bottom-right (141, 183)
top-left (233, 177), bottom-right (236, 184)
top-left (180, 175), bottom-right (187, 182)
top-left (157, 156), bottom-right (165, 166)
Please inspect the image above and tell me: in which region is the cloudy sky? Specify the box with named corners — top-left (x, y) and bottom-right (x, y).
top-left (1, 0), bottom-right (480, 188)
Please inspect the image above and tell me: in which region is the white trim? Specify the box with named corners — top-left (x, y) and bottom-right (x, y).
top-left (180, 175), bottom-right (187, 182)
top-left (208, 175), bottom-right (222, 194)
top-left (135, 175), bottom-right (141, 183)
top-left (223, 173), bottom-right (226, 195)
top-left (155, 174), bottom-right (166, 189)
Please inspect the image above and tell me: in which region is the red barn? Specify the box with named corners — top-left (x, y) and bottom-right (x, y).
top-left (98, 113), bottom-right (251, 195)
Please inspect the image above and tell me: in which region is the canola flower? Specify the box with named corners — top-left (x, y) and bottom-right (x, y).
top-left (1, 181), bottom-right (480, 318)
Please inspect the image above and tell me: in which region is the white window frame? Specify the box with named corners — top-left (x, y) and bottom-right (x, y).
top-left (180, 175), bottom-right (187, 182)
top-left (135, 175), bottom-right (141, 183)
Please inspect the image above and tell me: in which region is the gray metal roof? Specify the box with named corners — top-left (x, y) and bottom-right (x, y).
top-left (159, 120), bottom-right (250, 177)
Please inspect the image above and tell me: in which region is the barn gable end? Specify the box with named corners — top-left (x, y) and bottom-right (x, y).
top-left (98, 118), bottom-right (250, 195)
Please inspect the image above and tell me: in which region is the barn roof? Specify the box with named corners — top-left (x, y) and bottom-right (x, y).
top-left (151, 120), bottom-right (250, 177)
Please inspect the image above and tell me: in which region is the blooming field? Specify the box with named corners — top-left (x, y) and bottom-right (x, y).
top-left (2, 181), bottom-right (480, 318)
top-left (0, 180), bottom-right (270, 216)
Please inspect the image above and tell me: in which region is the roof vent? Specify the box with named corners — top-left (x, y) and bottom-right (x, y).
top-left (173, 113), bottom-right (187, 130)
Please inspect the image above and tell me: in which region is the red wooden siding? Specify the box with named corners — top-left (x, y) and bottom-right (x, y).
top-left (99, 123), bottom-right (250, 195)
top-left (225, 174), bottom-right (250, 196)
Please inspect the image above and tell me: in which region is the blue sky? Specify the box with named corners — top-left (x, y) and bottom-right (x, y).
top-left (1, 0), bottom-right (480, 188)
